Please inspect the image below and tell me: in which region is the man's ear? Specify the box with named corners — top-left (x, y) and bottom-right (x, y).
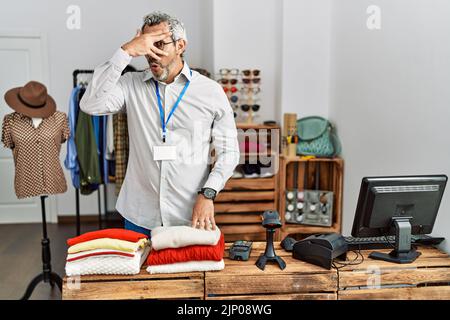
top-left (176, 39), bottom-right (186, 56)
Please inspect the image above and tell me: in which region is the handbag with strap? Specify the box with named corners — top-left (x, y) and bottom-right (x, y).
top-left (296, 116), bottom-right (341, 157)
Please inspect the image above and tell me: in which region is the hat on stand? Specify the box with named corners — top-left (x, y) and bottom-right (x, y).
top-left (4, 81), bottom-right (56, 118)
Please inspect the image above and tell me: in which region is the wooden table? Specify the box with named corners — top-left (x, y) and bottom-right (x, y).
top-left (205, 242), bottom-right (337, 300)
top-left (337, 245), bottom-right (450, 300)
top-left (62, 242), bottom-right (450, 300)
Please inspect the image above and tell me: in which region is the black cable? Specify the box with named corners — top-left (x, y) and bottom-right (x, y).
top-left (332, 248), bottom-right (365, 292)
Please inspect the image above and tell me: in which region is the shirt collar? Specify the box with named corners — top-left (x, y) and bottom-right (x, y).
top-left (142, 61), bottom-right (192, 84)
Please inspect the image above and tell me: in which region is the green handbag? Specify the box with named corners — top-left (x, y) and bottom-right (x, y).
top-left (296, 116), bottom-right (341, 157)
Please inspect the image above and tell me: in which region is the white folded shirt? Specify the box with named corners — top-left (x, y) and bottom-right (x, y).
top-left (146, 259), bottom-right (225, 274)
top-left (65, 246), bottom-right (150, 276)
top-left (150, 226), bottom-right (221, 251)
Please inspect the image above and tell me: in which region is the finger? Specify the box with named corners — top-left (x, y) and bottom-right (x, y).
top-left (151, 45), bottom-right (169, 57)
top-left (205, 218), bottom-right (212, 231)
top-left (152, 32), bottom-right (172, 42)
top-left (199, 218), bottom-right (206, 230)
top-left (191, 215), bottom-right (198, 228)
top-left (147, 30), bottom-right (171, 38)
top-left (146, 50), bottom-right (161, 61)
top-left (135, 29), bottom-right (141, 38)
top-left (210, 216), bottom-right (217, 231)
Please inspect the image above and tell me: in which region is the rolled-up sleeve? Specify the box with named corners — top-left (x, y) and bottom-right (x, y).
top-left (203, 89), bottom-right (240, 193)
top-left (80, 48), bottom-right (132, 115)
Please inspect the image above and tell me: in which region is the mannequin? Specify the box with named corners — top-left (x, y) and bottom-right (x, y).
top-left (2, 81), bottom-right (68, 299)
top-left (2, 81), bottom-right (69, 199)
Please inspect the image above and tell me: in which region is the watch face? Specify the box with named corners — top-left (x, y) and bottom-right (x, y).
top-left (204, 189), bottom-right (215, 198)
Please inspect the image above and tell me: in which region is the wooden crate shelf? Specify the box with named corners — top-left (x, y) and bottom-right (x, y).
top-left (215, 124), bottom-right (280, 241)
top-left (337, 245), bottom-right (450, 300)
top-left (278, 155), bottom-right (344, 239)
top-left (63, 271), bottom-right (204, 300)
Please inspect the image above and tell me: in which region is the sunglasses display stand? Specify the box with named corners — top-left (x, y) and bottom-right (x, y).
top-left (216, 68), bottom-right (261, 124)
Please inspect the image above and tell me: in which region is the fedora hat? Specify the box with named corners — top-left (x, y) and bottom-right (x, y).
top-left (4, 81), bottom-right (56, 118)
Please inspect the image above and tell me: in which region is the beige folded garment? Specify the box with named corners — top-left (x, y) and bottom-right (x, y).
top-left (67, 238), bottom-right (148, 254)
top-left (151, 226), bottom-right (221, 251)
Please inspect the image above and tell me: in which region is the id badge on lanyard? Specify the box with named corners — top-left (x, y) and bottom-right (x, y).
top-left (152, 70), bottom-right (191, 161)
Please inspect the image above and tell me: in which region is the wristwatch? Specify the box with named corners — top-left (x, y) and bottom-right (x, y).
top-left (198, 187), bottom-right (217, 201)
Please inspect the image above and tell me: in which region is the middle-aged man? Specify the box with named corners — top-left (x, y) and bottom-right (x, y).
top-left (80, 11), bottom-right (239, 236)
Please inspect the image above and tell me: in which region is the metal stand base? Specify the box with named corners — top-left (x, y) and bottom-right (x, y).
top-left (20, 196), bottom-right (63, 300)
top-left (369, 249), bottom-right (421, 264)
top-left (369, 216), bottom-right (421, 264)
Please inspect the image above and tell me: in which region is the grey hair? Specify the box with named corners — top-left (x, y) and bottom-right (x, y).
top-left (142, 11), bottom-right (187, 43)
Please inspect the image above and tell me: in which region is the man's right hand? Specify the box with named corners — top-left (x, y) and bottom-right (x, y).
top-left (121, 29), bottom-right (171, 60)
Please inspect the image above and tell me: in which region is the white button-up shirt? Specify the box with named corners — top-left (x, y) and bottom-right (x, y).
top-left (80, 48), bottom-right (239, 230)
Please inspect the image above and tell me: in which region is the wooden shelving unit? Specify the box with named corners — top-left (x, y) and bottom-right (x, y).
top-left (278, 155), bottom-right (344, 239)
top-left (215, 123), bottom-right (280, 241)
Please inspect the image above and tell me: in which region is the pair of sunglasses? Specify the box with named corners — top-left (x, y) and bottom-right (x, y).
top-left (242, 78), bottom-right (261, 84)
top-left (241, 104), bottom-right (260, 112)
top-left (241, 87), bottom-right (261, 94)
top-left (219, 78), bottom-right (238, 85)
top-left (223, 86), bottom-right (238, 93)
top-left (219, 68), bottom-right (239, 76)
top-left (242, 69), bottom-right (260, 77)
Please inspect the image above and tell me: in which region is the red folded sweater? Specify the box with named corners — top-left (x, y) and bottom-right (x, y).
top-left (147, 233), bottom-right (225, 266)
top-left (67, 228), bottom-right (148, 247)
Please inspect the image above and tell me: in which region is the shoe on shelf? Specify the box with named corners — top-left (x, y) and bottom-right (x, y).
top-left (242, 164), bottom-right (261, 179)
top-left (232, 165), bottom-right (244, 178)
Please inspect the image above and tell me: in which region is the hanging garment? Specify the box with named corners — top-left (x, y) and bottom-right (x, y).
top-left (1, 111), bottom-right (69, 199)
top-left (67, 228), bottom-right (148, 247)
top-left (101, 114), bottom-right (109, 184)
top-left (75, 109), bottom-right (101, 195)
top-left (105, 115), bottom-right (114, 160)
top-left (146, 259), bottom-right (225, 274)
top-left (147, 232), bottom-right (225, 265)
top-left (64, 86), bottom-right (81, 189)
top-left (113, 113), bottom-right (129, 196)
top-left (150, 226), bottom-right (222, 251)
top-left (66, 246), bottom-right (150, 276)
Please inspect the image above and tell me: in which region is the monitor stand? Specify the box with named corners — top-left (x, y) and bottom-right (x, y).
top-left (369, 216), bottom-right (421, 264)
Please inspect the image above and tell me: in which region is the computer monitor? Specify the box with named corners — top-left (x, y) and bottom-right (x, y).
top-left (351, 175), bottom-right (447, 263)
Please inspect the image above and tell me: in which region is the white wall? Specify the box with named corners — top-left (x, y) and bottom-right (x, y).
top-left (212, 0), bottom-right (282, 122)
top-left (281, 0), bottom-right (331, 119)
top-left (329, 0), bottom-right (450, 252)
top-left (0, 0), bottom-right (212, 216)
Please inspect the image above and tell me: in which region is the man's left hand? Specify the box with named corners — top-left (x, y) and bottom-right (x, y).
top-left (192, 194), bottom-right (216, 231)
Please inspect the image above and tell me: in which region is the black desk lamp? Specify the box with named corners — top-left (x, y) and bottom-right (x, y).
top-left (256, 210), bottom-right (286, 270)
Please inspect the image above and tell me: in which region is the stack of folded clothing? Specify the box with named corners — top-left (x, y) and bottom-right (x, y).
top-left (146, 226), bottom-right (225, 274)
top-left (65, 228), bottom-right (150, 276)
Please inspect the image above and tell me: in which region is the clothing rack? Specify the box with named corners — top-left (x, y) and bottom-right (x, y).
top-left (72, 69), bottom-right (108, 235)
